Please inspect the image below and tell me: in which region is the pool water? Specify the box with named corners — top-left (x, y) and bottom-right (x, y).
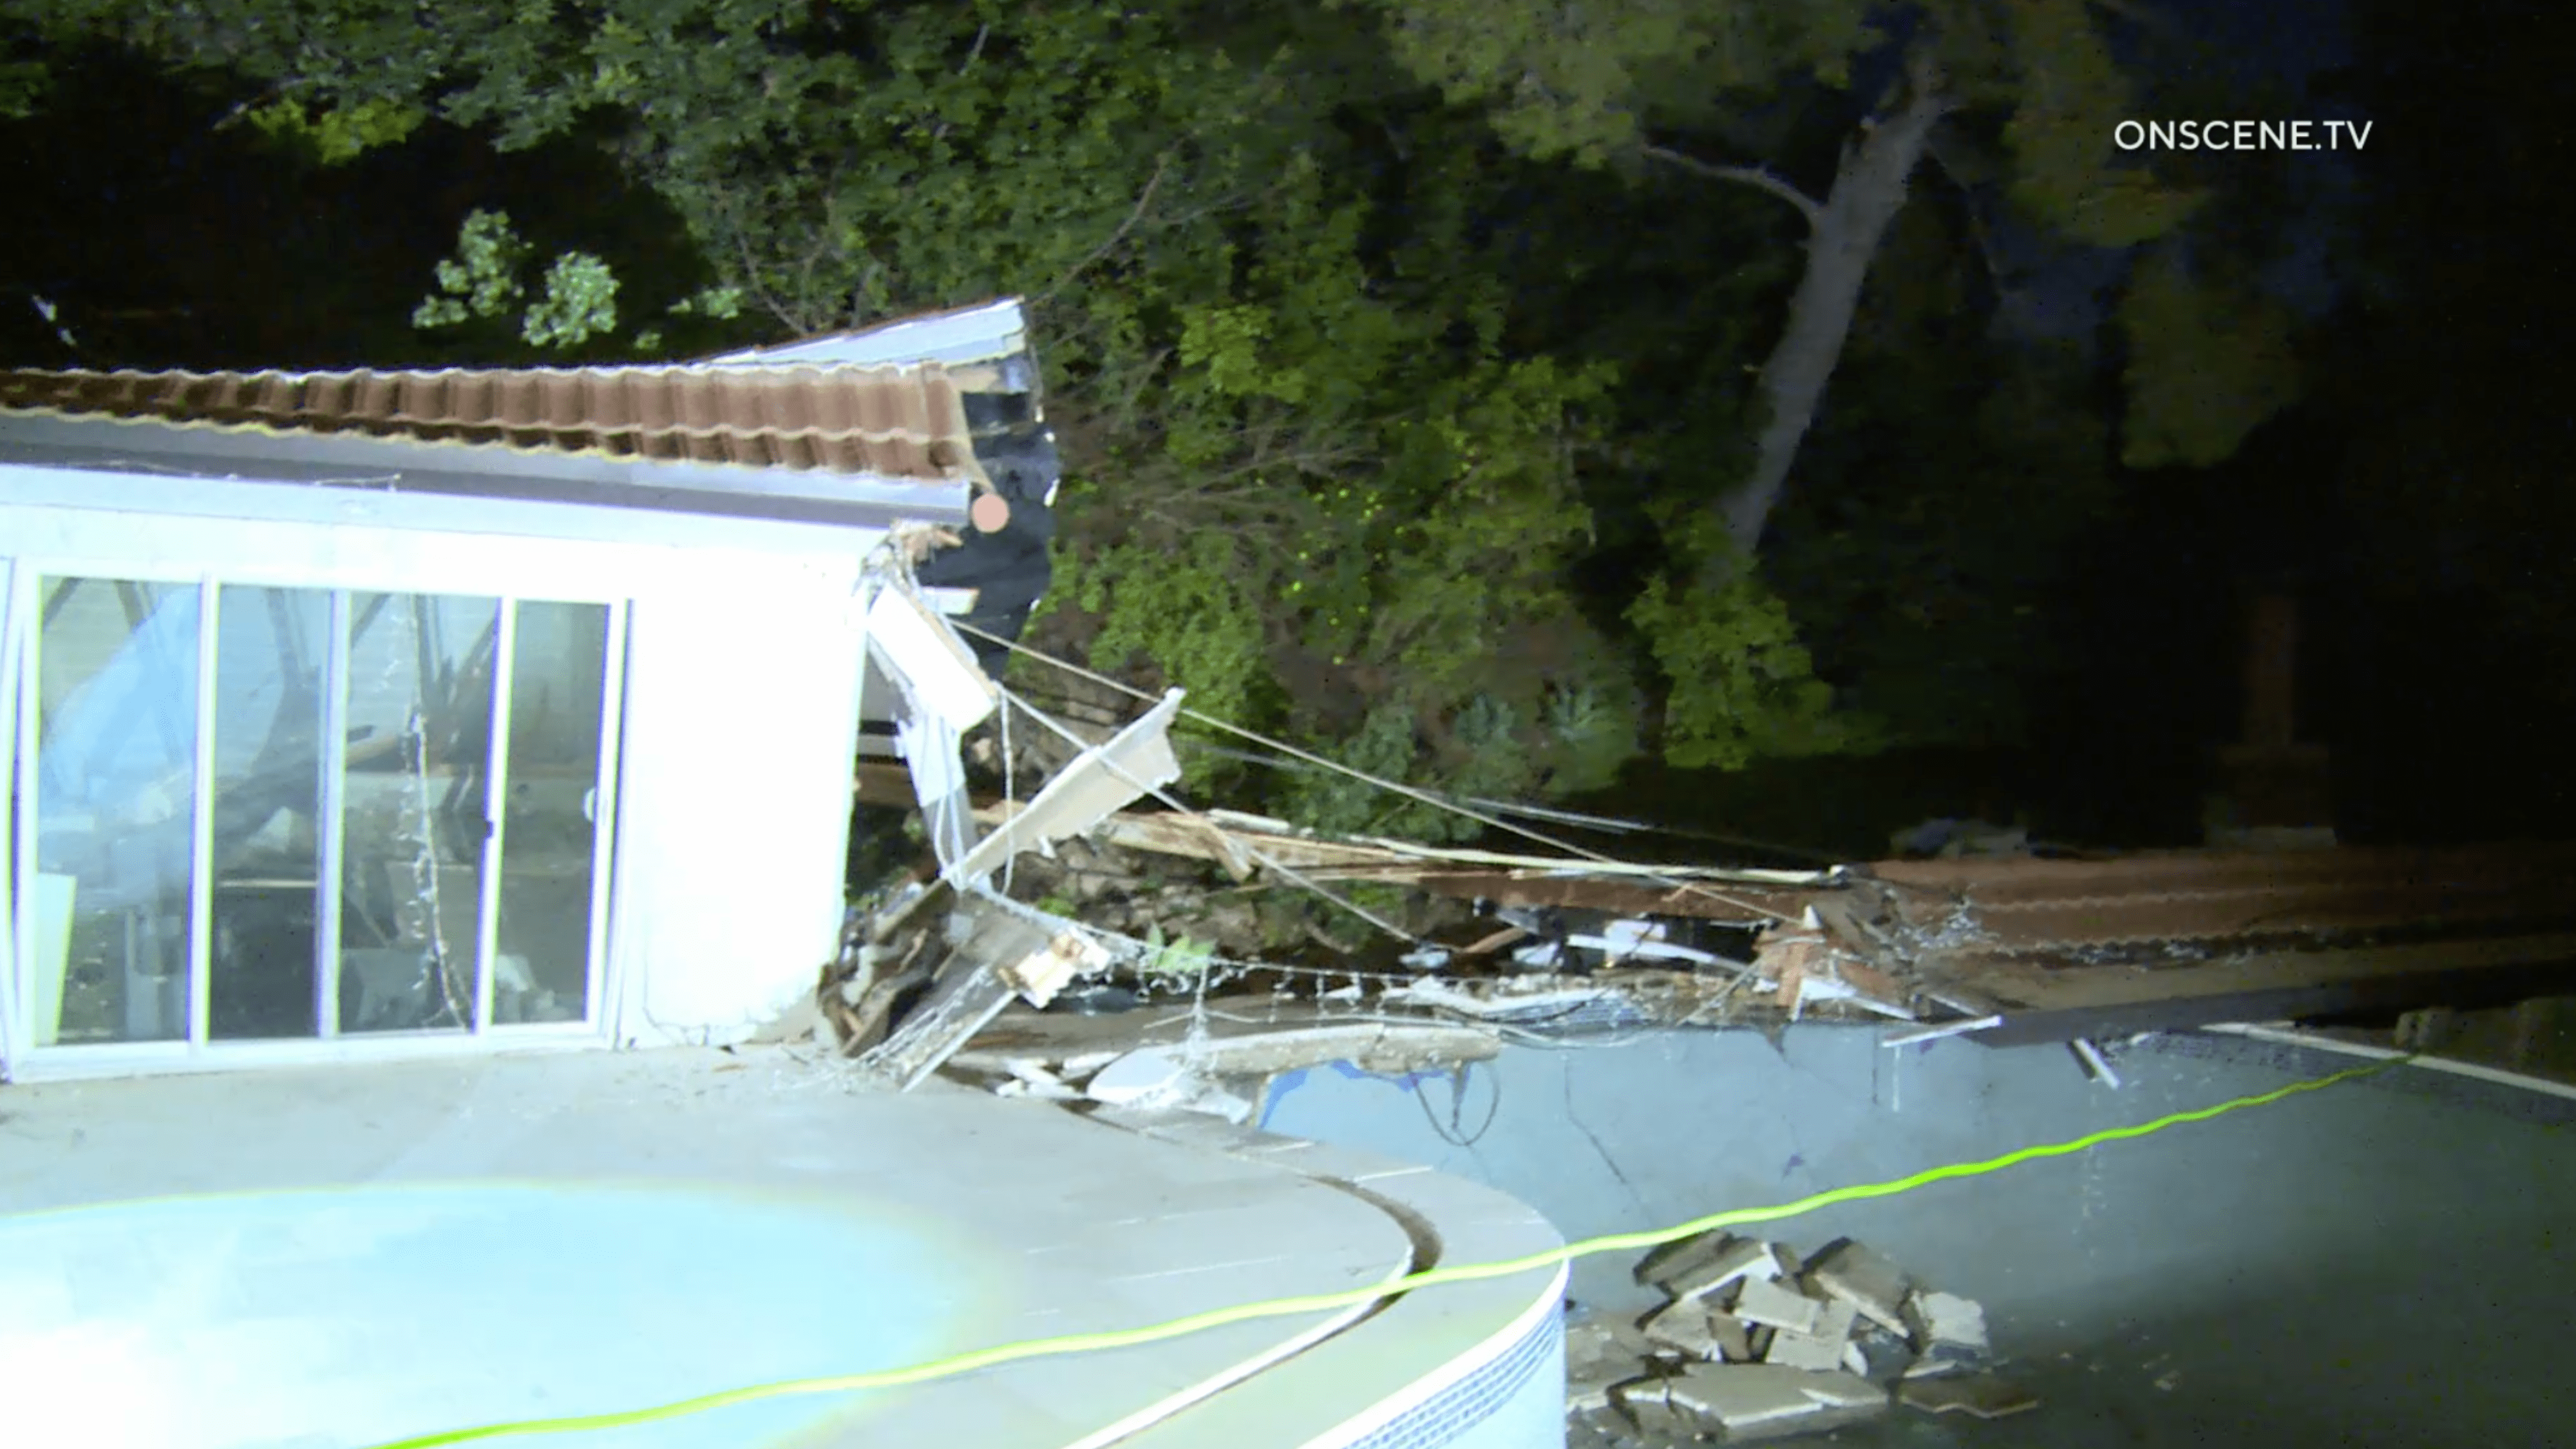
top-left (0, 1182), bottom-right (968, 1449)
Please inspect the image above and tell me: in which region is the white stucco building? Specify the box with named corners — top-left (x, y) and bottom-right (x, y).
top-left (0, 299), bottom-right (1041, 1081)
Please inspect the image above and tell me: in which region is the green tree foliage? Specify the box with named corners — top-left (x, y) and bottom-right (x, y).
top-left (2116, 246), bottom-right (2299, 469)
top-left (22, 0), bottom-right (1636, 824)
top-left (411, 208), bottom-right (622, 349)
top-left (242, 94), bottom-right (423, 164)
top-left (3, 0), bottom-right (2334, 836)
top-left (1349, 0), bottom-right (2297, 772)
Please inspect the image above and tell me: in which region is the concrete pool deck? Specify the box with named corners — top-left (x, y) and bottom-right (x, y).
top-left (0, 1046), bottom-right (1566, 1449)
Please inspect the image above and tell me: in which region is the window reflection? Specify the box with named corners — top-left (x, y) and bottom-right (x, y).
top-left (337, 592), bottom-right (497, 1033)
top-left (23, 578), bottom-right (612, 1050)
top-left (209, 586), bottom-right (330, 1039)
top-left (33, 578), bottom-right (200, 1044)
top-left (496, 601), bottom-right (609, 1023)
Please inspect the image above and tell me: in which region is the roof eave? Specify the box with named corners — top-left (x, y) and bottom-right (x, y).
top-left (0, 412), bottom-right (972, 532)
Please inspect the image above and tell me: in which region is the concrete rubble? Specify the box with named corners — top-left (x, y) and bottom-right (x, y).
top-left (1566, 1231), bottom-right (2033, 1441)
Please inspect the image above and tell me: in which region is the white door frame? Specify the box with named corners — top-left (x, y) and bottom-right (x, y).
top-left (3, 548), bottom-right (632, 1082)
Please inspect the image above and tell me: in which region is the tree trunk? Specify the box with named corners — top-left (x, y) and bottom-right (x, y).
top-left (1709, 51), bottom-right (1951, 573)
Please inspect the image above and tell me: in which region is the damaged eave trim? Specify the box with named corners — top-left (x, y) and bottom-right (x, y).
top-left (945, 688), bottom-right (1186, 890)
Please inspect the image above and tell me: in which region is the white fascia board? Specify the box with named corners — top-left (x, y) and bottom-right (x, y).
top-left (711, 299), bottom-right (1028, 370)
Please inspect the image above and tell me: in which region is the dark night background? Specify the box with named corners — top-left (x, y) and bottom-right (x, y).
top-left (3, 0), bottom-right (2570, 860)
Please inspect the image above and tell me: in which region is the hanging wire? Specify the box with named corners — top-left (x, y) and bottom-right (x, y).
top-left (994, 686), bottom-right (1425, 947)
top-left (951, 618), bottom-right (1806, 923)
top-left (1412, 1061), bottom-right (1501, 1149)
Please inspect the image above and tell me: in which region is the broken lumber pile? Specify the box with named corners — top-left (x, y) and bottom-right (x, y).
top-left (1568, 1233), bottom-right (2034, 1441)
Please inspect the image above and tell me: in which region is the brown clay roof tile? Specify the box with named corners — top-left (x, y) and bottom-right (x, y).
top-left (0, 363), bottom-right (976, 480)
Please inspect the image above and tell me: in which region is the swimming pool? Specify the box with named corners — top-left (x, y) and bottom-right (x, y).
top-left (0, 1052), bottom-right (1569, 1449)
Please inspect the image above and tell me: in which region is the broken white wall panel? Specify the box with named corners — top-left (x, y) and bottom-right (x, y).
top-left (944, 689), bottom-right (1185, 890)
top-left (898, 711), bottom-right (977, 867)
top-left (865, 580), bottom-right (999, 734)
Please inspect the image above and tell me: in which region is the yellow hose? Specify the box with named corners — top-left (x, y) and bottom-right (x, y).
top-left (366, 1054), bottom-right (2407, 1448)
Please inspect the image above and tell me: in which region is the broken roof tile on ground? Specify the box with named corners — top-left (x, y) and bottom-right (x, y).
top-left (1569, 1230), bottom-right (2027, 1443)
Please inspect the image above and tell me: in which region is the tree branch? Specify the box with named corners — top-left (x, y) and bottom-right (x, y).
top-left (1032, 153), bottom-right (1175, 307)
top-left (1642, 146), bottom-right (1823, 229)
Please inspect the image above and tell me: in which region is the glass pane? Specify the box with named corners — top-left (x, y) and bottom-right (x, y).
top-left (495, 602), bottom-right (610, 1024)
top-left (209, 586), bottom-right (330, 1040)
top-left (32, 576), bottom-right (199, 1045)
top-left (336, 592), bottom-right (497, 1034)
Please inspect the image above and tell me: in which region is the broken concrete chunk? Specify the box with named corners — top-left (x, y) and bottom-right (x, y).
top-left (1732, 1274), bottom-right (1825, 1335)
top-left (1662, 1365), bottom-right (1825, 1436)
top-left (1611, 1376), bottom-right (1696, 1439)
top-left (1634, 1229), bottom-right (1736, 1293)
top-left (1904, 1343), bottom-right (1987, 1379)
top-left (1900, 1371), bottom-right (2040, 1419)
top-left (1846, 1324), bottom-right (1919, 1383)
top-left (1567, 1359), bottom-right (1639, 1415)
top-left (1761, 1298), bottom-right (1857, 1371)
top-left (1806, 1239), bottom-right (1913, 1335)
top-left (1913, 1289), bottom-right (1990, 1352)
top-left (1795, 1371), bottom-right (1891, 1414)
top-left (1666, 1236), bottom-right (1789, 1303)
top-left (1639, 1299), bottom-right (1753, 1362)
top-left (1660, 1365), bottom-right (1888, 1441)
top-left (1638, 1300), bottom-right (1719, 1360)
top-left (1566, 1316), bottom-right (1660, 1374)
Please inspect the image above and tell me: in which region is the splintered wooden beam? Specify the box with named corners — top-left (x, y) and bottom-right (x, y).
top-left (1397, 871), bottom-right (1824, 923)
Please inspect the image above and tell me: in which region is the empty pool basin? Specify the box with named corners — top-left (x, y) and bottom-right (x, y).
top-left (0, 1182), bottom-right (969, 1449)
top-left (1258, 1025), bottom-right (2576, 1449)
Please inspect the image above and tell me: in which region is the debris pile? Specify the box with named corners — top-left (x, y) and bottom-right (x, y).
top-left (1567, 1233), bottom-right (2036, 1442)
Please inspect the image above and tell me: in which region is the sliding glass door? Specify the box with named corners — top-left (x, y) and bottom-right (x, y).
top-left (17, 574), bottom-right (623, 1059)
